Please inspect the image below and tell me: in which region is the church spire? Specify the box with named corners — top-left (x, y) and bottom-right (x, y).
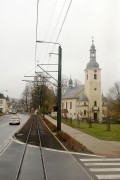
top-left (69, 75), bottom-right (73, 88)
top-left (86, 37), bottom-right (99, 68)
top-left (92, 36), bottom-right (94, 45)
top-left (90, 36), bottom-right (96, 59)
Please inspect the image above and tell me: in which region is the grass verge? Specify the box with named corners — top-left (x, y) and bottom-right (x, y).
top-left (62, 119), bottom-right (120, 141)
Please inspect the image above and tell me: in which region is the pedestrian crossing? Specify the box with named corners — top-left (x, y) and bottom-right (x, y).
top-left (80, 157), bottom-right (120, 179)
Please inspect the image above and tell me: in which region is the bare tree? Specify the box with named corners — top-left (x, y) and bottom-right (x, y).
top-left (107, 82), bottom-right (120, 114)
top-left (21, 84), bottom-right (31, 112)
top-left (106, 82), bottom-right (120, 128)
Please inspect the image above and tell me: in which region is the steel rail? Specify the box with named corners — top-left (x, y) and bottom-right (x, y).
top-left (37, 117), bottom-right (48, 180)
top-left (15, 118), bottom-right (34, 180)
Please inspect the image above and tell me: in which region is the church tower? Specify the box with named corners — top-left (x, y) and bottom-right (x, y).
top-left (85, 38), bottom-right (102, 121)
top-left (69, 75), bottom-right (73, 88)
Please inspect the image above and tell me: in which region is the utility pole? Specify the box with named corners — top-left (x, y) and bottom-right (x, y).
top-left (36, 40), bottom-right (62, 131)
top-left (57, 45), bottom-right (62, 131)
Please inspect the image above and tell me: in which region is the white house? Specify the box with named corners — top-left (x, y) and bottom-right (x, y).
top-left (62, 40), bottom-right (107, 122)
top-left (0, 93), bottom-right (8, 113)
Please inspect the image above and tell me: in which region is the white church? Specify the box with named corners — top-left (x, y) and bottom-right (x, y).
top-left (61, 40), bottom-right (107, 122)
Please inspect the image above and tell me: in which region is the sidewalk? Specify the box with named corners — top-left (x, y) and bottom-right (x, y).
top-left (45, 115), bottom-right (120, 157)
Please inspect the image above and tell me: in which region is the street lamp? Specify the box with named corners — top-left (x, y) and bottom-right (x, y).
top-left (36, 40), bottom-right (62, 131)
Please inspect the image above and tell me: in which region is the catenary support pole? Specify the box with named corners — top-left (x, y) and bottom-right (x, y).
top-left (57, 46), bottom-right (62, 131)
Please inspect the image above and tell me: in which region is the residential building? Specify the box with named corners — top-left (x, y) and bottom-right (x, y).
top-left (0, 93), bottom-right (8, 113)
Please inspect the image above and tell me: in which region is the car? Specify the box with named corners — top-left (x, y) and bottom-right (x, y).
top-left (9, 115), bottom-right (20, 125)
top-left (11, 109), bottom-right (17, 114)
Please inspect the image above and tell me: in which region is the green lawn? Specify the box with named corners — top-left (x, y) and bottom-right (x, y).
top-left (62, 119), bottom-right (120, 141)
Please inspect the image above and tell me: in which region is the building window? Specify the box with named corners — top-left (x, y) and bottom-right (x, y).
top-left (70, 102), bottom-right (72, 109)
top-left (0, 100), bottom-right (3, 105)
top-left (94, 74), bottom-right (97, 79)
top-left (87, 74), bottom-right (88, 80)
top-left (66, 102), bottom-right (67, 109)
top-left (84, 110), bottom-right (86, 115)
top-left (84, 102), bottom-right (86, 106)
top-left (94, 101), bottom-right (97, 106)
top-left (62, 102), bottom-right (64, 109)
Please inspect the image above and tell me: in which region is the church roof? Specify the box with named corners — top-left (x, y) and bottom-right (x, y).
top-left (86, 40), bottom-right (99, 68)
top-left (79, 95), bottom-right (88, 102)
top-left (62, 85), bottom-right (84, 99)
top-left (87, 60), bottom-right (99, 68)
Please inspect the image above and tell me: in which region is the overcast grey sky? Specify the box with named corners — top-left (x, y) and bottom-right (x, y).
top-left (0, 0), bottom-right (120, 98)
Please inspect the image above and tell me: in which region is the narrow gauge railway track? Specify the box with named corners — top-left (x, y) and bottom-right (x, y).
top-left (14, 115), bottom-right (65, 180)
top-left (15, 115), bottom-right (48, 180)
top-left (15, 115), bottom-right (65, 150)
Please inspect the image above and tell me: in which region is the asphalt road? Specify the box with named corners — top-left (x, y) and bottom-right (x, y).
top-left (0, 113), bottom-right (30, 153)
top-left (1, 114), bottom-right (120, 180)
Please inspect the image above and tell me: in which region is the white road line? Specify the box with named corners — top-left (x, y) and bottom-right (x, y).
top-left (84, 162), bottom-right (120, 166)
top-left (80, 158), bottom-right (120, 162)
top-left (96, 174), bottom-right (120, 179)
top-left (90, 168), bottom-right (120, 172)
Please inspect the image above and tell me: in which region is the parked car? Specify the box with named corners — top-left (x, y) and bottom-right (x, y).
top-left (9, 115), bottom-right (20, 125)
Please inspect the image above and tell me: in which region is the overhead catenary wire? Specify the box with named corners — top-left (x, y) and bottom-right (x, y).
top-left (37, 65), bottom-right (58, 82)
top-left (37, 0), bottom-right (73, 72)
top-left (35, 0), bottom-right (72, 90)
top-left (37, 0), bottom-right (58, 63)
top-left (35, 0), bottom-right (40, 71)
top-left (43, 0), bottom-right (58, 42)
top-left (53, 0), bottom-right (73, 50)
top-left (42, 0), bottom-right (67, 62)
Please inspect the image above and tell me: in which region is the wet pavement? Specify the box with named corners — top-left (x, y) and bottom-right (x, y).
top-left (0, 140), bottom-right (93, 180)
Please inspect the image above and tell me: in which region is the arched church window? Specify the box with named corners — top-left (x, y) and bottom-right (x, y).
top-left (94, 74), bottom-right (97, 79)
top-left (94, 101), bottom-right (97, 106)
top-left (70, 102), bottom-right (72, 109)
top-left (84, 110), bottom-right (86, 115)
top-left (87, 74), bottom-right (88, 80)
top-left (66, 102), bottom-right (67, 109)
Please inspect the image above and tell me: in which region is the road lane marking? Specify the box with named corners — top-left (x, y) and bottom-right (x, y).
top-left (80, 158), bottom-right (120, 162)
top-left (85, 162), bottom-right (120, 166)
top-left (96, 174), bottom-right (120, 179)
top-left (80, 158), bottom-right (120, 179)
top-left (90, 168), bottom-right (120, 172)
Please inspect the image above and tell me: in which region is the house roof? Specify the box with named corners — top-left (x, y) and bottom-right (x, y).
top-left (79, 95), bottom-right (88, 102)
top-left (62, 85), bottom-right (84, 99)
top-left (0, 93), bottom-right (6, 99)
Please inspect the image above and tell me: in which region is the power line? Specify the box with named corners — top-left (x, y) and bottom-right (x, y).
top-left (37, 0), bottom-right (58, 63)
top-left (42, 0), bottom-right (67, 61)
top-left (54, 0), bottom-right (73, 46)
top-left (43, 0), bottom-right (58, 41)
top-left (39, 0), bottom-right (73, 66)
